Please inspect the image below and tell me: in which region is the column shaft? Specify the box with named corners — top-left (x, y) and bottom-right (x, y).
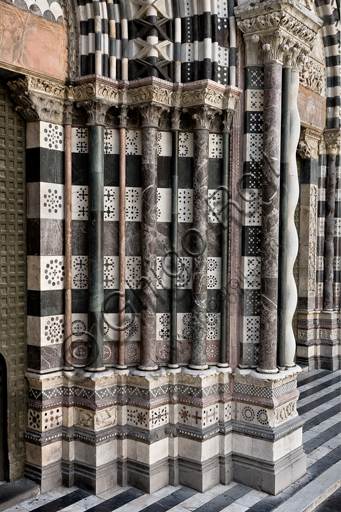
top-left (139, 126), bottom-right (158, 371)
top-left (118, 123), bottom-right (127, 368)
top-left (87, 125), bottom-right (104, 370)
top-left (64, 123), bottom-right (73, 369)
top-left (258, 62), bottom-right (282, 374)
top-left (285, 70), bottom-right (300, 367)
top-left (324, 154), bottom-right (337, 311)
top-left (219, 130), bottom-right (229, 367)
top-left (278, 66), bottom-right (291, 369)
top-left (170, 129), bottom-right (179, 367)
top-left (190, 128), bottom-right (209, 370)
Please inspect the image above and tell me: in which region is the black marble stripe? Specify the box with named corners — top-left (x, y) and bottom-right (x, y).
top-left (139, 487), bottom-right (196, 511)
top-left (299, 375), bottom-right (341, 399)
top-left (31, 490), bottom-right (90, 512)
top-left (86, 489), bottom-right (144, 512)
top-left (298, 388), bottom-right (341, 415)
top-left (307, 445), bottom-right (341, 477)
top-left (303, 403), bottom-right (341, 432)
top-left (297, 370), bottom-right (331, 388)
top-left (194, 495), bottom-right (234, 511)
top-left (304, 422), bottom-right (341, 454)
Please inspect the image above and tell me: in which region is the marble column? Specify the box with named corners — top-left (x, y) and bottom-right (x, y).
top-left (138, 105), bottom-right (164, 371)
top-left (285, 67), bottom-right (300, 368)
top-left (170, 108), bottom-right (180, 368)
top-left (219, 110), bottom-right (233, 368)
top-left (323, 131), bottom-right (339, 311)
top-left (87, 124), bottom-right (105, 370)
top-left (258, 55), bottom-right (282, 374)
top-left (189, 107), bottom-right (215, 370)
top-left (278, 64), bottom-right (291, 370)
top-left (64, 115), bottom-right (73, 370)
top-left (118, 106), bottom-right (128, 369)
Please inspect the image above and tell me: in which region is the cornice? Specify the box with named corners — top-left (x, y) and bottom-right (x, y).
top-left (7, 75), bottom-right (242, 124)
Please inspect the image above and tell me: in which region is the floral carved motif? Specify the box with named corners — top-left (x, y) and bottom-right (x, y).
top-left (274, 400), bottom-right (297, 426)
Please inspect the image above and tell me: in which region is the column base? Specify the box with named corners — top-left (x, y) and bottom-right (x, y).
top-left (233, 445), bottom-right (306, 495)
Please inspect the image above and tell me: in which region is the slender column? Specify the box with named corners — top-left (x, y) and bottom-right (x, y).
top-left (169, 109), bottom-right (180, 368)
top-left (277, 64), bottom-right (291, 369)
top-left (87, 124), bottom-right (105, 371)
top-left (117, 107), bottom-right (128, 369)
top-left (219, 110), bottom-right (232, 367)
top-left (285, 67), bottom-right (300, 367)
top-left (64, 119), bottom-right (73, 370)
top-left (189, 107), bottom-right (215, 370)
top-left (138, 105), bottom-right (164, 371)
top-left (257, 51), bottom-right (282, 374)
top-left (323, 131), bottom-right (340, 310)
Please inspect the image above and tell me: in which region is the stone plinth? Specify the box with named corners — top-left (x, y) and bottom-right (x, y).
top-left (24, 365), bottom-right (306, 495)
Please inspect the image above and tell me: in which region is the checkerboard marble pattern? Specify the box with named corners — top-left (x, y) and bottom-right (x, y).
top-left (241, 68), bottom-right (264, 367)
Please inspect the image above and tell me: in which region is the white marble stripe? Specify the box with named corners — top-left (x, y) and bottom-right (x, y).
top-left (298, 370), bottom-right (341, 393)
top-left (176, 482), bottom-right (237, 511)
top-left (306, 434), bottom-right (341, 468)
top-left (303, 413), bottom-right (341, 443)
top-left (113, 492), bottom-right (162, 511)
top-left (299, 395), bottom-right (341, 421)
top-left (297, 380), bottom-right (341, 408)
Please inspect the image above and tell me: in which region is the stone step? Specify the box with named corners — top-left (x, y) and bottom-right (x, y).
top-left (273, 460), bottom-right (341, 512)
top-left (0, 478), bottom-right (40, 512)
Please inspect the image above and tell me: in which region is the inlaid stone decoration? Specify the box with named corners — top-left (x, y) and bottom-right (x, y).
top-left (3, 0), bottom-right (339, 498)
top-left (6, 0), bottom-right (63, 23)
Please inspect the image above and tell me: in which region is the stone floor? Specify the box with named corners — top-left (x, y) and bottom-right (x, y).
top-left (2, 369), bottom-right (341, 512)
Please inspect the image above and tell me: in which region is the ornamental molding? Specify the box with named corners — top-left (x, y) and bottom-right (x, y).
top-left (324, 129), bottom-right (341, 156)
top-left (8, 76), bottom-right (242, 124)
top-left (235, 0), bottom-right (323, 64)
top-left (297, 127), bottom-right (322, 160)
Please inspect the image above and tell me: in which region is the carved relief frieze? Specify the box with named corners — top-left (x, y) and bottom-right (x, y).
top-left (299, 58), bottom-right (324, 94)
top-left (274, 400), bottom-right (297, 426)
top-left (8, 76), bottom-right (242, 124)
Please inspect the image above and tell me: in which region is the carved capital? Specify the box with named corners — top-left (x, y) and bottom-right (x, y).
top-left (77, 100), bottom-right (111, 126)
top-left (118, 105), bottom-right (129, 129)
top-left (324, 130), bottom-right (341, 156)
top-left (222, 109), bottom-right (234, 134)
top-left (8, 77), bottom-right (65, 124)
top-left (235, 0), bottom-right (323, 64)
top-left (171, 107), bottom-right (181, 131)
top-left (190, 106), bottom-right (221, 131)
top-left (138, 104), bottom-right (168, 128)
top-left (297, 127), bottom-right (322, 160)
